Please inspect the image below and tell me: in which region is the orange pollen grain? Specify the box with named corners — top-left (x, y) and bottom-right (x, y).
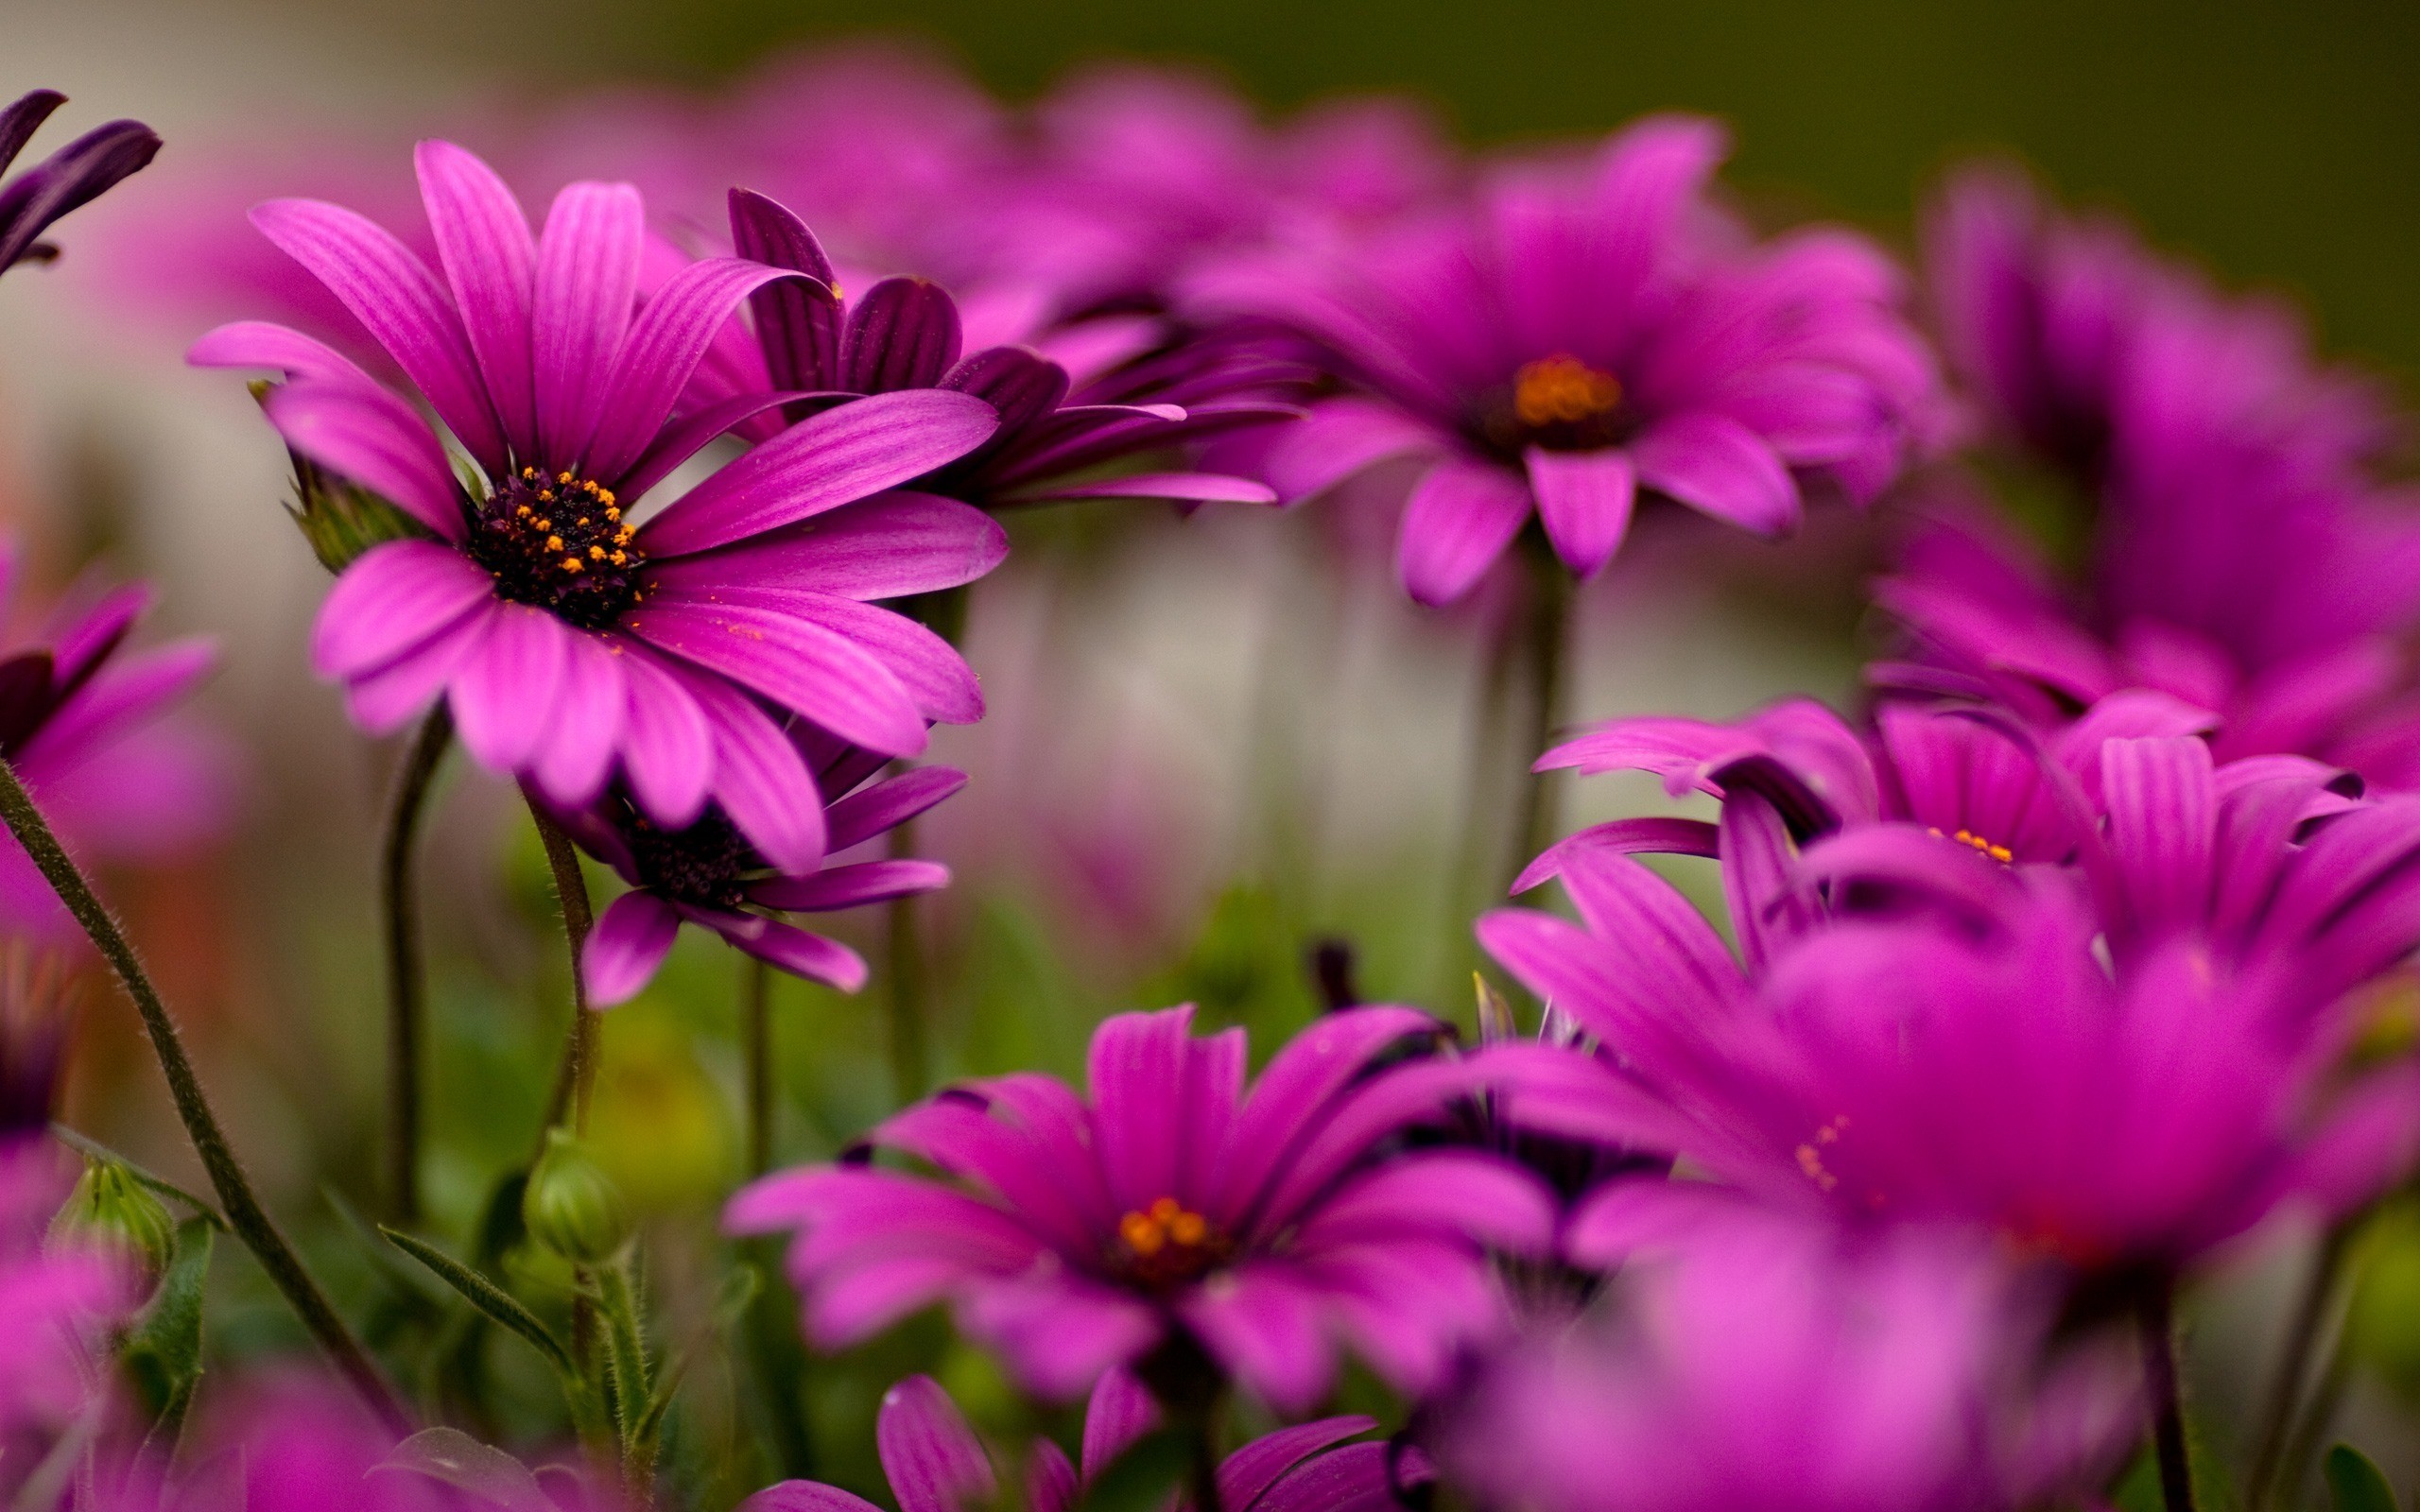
top-left (1513, 353), bottom-right (1623, 428)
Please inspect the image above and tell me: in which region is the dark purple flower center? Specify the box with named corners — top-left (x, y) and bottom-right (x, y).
top-left (628, 805), bottom-right (757, 911)
top-left (467, 468), bottom-right (646, 629)
top-left (1478, 353), bottom-right (1630, 455)
top-left (1109, 1196), bottom-right (1233, 1292)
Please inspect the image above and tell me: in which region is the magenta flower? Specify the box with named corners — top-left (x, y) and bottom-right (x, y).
top-left (1444, 1206), bottom-right (2127, 1512)
top-left (0, 91), bottom-right (159, 279)
top-left (554, 738), bottom-right (963, 1005)
top-left (1194, 115), bottom-right (1944, 604)
top-left (687, 189), bottom-right (1286, 511)
top-left (743, 1369), bottom-right (1413, 1512)
top-left (0, 549), bottom-right (230, 945)
top-left (0, 1138), bottom-right (132, 1470)
top-left (190, 141), bottom-right (1007, 870)
top-left (1480, 742), bottom-right (2420, 1271)
top-left (728, 1005), bottom-right (1551, 1410)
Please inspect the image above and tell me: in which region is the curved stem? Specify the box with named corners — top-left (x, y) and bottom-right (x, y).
top-left (2138, 1281), bottom-right (2198, 1512)
top-left (744, 956), bottom-right (773, 1177)
top-left (380, 706), bottom-right (451, 1226)
top-left (0, 756), bottom-right (409, 1433)
top-left (2245, 1223), bottom-right (2349, 1511)
top-left (526, 798), bottom-right (597, 1134)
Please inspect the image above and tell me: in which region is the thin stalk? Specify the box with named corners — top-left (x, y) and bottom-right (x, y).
top-left (886, 813), bottom-right (928, 1102)
top-left (2138, 1282), bottom-right (2198, 1512)
top-left (0, 757), bottom-right (409, 1433)
top-left (2245, 1223), bottom-right (2349, 1511)
top-left (1439, 583), bottom-right (1531, 1005)
top-left (2273, 1338), bottom-right (2350, 1510)
top-left (379, 705), bottom-right (451, 1226)
top-left (1503, 551), bottom-right (1574, 898)
top-left (527, 798), bottom-right (597, 1134)
top-left (744, 956), bottom-right (772, 1177)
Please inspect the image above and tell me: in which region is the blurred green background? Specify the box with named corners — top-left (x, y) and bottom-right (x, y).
top-left (254, 0), bottom-right (2420, 393)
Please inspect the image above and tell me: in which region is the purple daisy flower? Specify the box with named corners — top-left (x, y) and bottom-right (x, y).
top-left (727, 1004), bottom-right (1552, 1411)
top-left (0, 91), bottom-right (159, 280)
top-left (0, 547), bottom-right (230, 945)
top-left (1480, 738), bottom-right (2420, 1273)
top-left (1192, 115), bottom-right (1945, 604)
top-left (189, 140), bottom-right (1008, 870)
top-left (553, 735), bottom-right (964, 1005)
top-left (743, 1368), bottom-right (1417, 1512)
top-left (1444, 1206), bottom-right (2129, 1512)
top-left (682, 189), bottom-right (1288, 512)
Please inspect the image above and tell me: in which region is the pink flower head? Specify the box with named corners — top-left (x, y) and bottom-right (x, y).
top-left (743, 1368), bottom-right (1416, 1512)
top-left (728, 1005), bottom-right (1553, 1411)
top-left (0, 91), bottom-right (159, 280)
top-left (557, 738), bottom-right (964, 1005)
top-left (1444, 1205), bottom-right (2128, 1512)
top-left (1194, 115), bottom-right (1945, 604)
top-left (0, 545), bottom-right (230, 944)
top-left (190, 141), bottom-right (1010, 872)
top-left (0, 1138), bottom-right (134, 1470)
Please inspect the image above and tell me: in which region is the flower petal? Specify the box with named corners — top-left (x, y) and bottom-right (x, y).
top-left (736, 918), bottom-right (868, 993)
top-left (825, 766), bottom-right (967, 851)
top-left (875, 1376), bottom-right (997, 1512)
top-left (614, 642), bottom-right (716, 828)
top-left (415, 140), bottom-right (537, 459)
top-left (449, 602), bottom-right (568, 772)
top-left (1394, 457), bottom-right (1531, 607)
top-left (310, 541), bottom-right (493, 679)
top-left (729, 188), bottom-right (843, 392)
top-left (587, 258), bottom-right (813, 486)
top-left (681, 670), bottom-right (828, 869)
top-left (342, 600), bottom-right (493, 734)
top-left (1263, 396), bottom-right (1442, 503)
top-left (646, 492), bottom-right (1007, 602)
top-left (752, 859), bottom-right (949, 912)
top-left (532, 180), bottom-right (643, 467)
top-left (530, 628), bottom-right (628, 808)
top-left (582, 888), bottom-right (683, 1007)
top-left (1630, 410), bottom-right (1799, 536)
top-left (265, 380), bottom-right (467, 541)
top-left (842, 277), bottom-right (964, 394)
top-left (627, 591), bottom-right (928, 756)
top-left (1524, 447), bottom-right (1634, 580)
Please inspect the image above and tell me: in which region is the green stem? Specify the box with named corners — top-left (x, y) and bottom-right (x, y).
top-left (744, 956), bottom-right (772, 1177)
top-left (2245, 1223), bottom-right (2349, 1512)
top-left (1504, 548), bottom-right (1573, 897)
top-left (0, 756), bottom-right (408, 1433)
top-left (380, 706), bottom-right (451, 1227)
top-left (886, 812), bottom-right (929, 1102)
top-left (2139, 1281), bottom-right (2198, 1512)
top-left (527, 797), bottom-right (597, 1134)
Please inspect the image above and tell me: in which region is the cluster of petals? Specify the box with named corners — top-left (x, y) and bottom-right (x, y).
top-left (1890, 164), bottom-right (2420, 782)
top-left (189, 141), bottom-right (1009, 872)
top-left (560, 737), bottom-right (964, 1005)
top-left (1444, 1202), bottom-right (2129, 1512)
top-left (1191, 113), bottom-right (1947, 604)
top-left (727, 1003), bottom-right (1553, 1411)
top-left (1488, 695), bottom-right (2420, 1272)
top-left (0, 545), bottom-right (230, 943)
top-left (0, 90), bottom-right (159, 279)
top-left (745, 1367), bottom-right (1418, 1512)
top-left (0, 1137), bottom-right (134, 1479)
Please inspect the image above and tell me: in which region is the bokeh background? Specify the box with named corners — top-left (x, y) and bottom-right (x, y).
top-left (3, 0), bottom-right (2418, 1496)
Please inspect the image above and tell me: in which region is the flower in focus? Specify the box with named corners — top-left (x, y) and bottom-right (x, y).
top-left (0, 547), bottom-right (230, 944)
top-left (728, 1004), bottom-right (1551, 1409)
top-left (550, 737), bottom-right (964, 1004)
top-left (0, 91), bottom-right (159, 280)
top-left (1443, 1207), bottom-right (2127, 1512)
top-left (190, 141), bottom-right (1008, 871)
top-left (1195, 115), bottom-right (1945, 604)
top-left (743, 1368), bottom-right (1414, 1512)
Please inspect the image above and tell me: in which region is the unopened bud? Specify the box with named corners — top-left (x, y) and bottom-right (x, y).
top-left (523, 1128), bottom-right (631, 1264)
top-left (51, 1159), bottom-right (175, 1291)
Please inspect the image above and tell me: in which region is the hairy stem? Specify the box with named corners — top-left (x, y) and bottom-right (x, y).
top-left (886, 813), bottom-right (928, 1102)
top-left (0, 757), bottom-right (408, 1433)
top-left (527, 797), bottom-right (597, 1134)
top-left (2245, 1223), bottom-right (2348, 1511)
top-left (744, 955), bottom-right (772, 1177)
top-left (379, 706), bottom-right (451, 1226)
top-left (2138, 1282), bottom-right (2197, 1512)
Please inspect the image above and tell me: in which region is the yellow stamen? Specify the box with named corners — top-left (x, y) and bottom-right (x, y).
top-left (1512, 353), bottom-right (1623, 428)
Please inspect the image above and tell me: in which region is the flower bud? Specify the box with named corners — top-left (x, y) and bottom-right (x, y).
top-left (523, 1128), bottom-right (631, 1265)
top-left (51, 1158), bottom-right (175, 1292)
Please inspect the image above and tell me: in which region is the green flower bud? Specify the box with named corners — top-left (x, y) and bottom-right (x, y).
top-left (51, 1159), bottom-right (175, 1292)
top-left (523, 1128), bottom-right (631, 1265)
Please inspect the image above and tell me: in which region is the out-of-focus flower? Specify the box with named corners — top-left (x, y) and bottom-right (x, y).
top-left (0, 91), bottom-right (159, 279)
top-left (1443, 1206), bottom-right (2128, 1512)
top-left (1896, 164), bottom-right (2420, 782)
top-left (686, 189), bottom-right (1288, 512)
top-left (0, 547), bottom-right (230, 944)
top-left (549, 737), bottom-right (963, 1004)
top-left (743, 1368), bottom-right (1412, 1512)
top-left (170, 1376), bottom-right (526, 1512)
top-left (728, 1005), bottom-right (1552, 1410)
top-left (190, 141), bottom-right (1008, 872)
top-left (1195, 115), bottom-right (1945, 604)
top-left (0, 1137), bottom-right (132, 1478)
top-left (0, 949), bottom-right (73, 1136)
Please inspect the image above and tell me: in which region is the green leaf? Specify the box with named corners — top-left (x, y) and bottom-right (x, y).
top-left (50, 1125), bottom-right (226, 1228)
top-left (631, 1267), bottom-right (761, 1452)
top-left (373, 1428), bottom-right (552, 1512)
top-left (1077, 1427), bottom-right (1192, 1512)
top-left (379, 1227), bottom-right (575, 1378)
top-left (2326, 1444), bottom-right (2399, 1512)
top-left (284, 448), bottom-right (436, 575)
top-left (120, 1217), bottom-right (215, 1449)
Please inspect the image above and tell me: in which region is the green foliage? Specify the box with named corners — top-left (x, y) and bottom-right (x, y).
top-left (381, 1226), bottom-right (576, 1379)
top-left (1077, 1427), bottom-right (1192, 1512)
top-left (2325, 1443), bottom-right (2400, 1512)
top-left (119, 1216), bottom-right (215, 1452)
top-left (2347, 1198), bottom-right (2420, 1398)
top-left (281, 435), bottom-right (436, 575)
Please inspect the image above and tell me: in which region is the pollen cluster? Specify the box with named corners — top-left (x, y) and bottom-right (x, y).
top-left (1481, 352), bottom-right (1629, 455)
top-left (469, 468), bottom-right (646, 628)
top-left (1111, 1196), bottom-right (1232, 1290)
top-left (1927, 825), bottom-right (2015, 865)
